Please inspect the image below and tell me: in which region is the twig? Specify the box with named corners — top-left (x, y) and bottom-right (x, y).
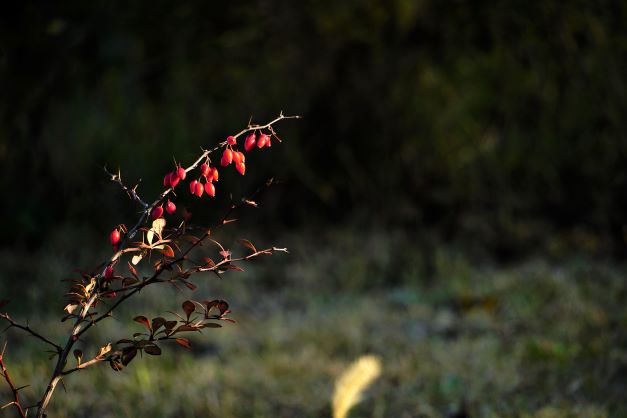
top-left (0, 313), bottom-right (62, 353)
top-left (0, 342), bottom-right (27, 418)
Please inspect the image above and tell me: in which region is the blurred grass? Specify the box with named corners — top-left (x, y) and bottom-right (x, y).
top-left (0, 225), bottom-right (625, 417)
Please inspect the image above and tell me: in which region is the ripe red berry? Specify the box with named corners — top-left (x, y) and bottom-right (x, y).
top-left (204, 181), bottom-right (215, 197)
top-left (221, 148), bottom-right (233, 166)
top-left (169, 172), bottom-right (180, 188)
top-left (227, 135), bottom-right (236, 145)
top-left (109, 229), bottom-right (121, 245)
top-left (151, 205), bottom-right (164, 220)
top-left (211, 167), bottom-right (219, 182)
top-left (166, 200), bottom-right (176, 215)
top-left (190, 180), bottom-right (199, 194)
top-left (177, 165), bottom-right (186, 180)
top-left (257, 134), bottom-right (269, 148)
top-left (194, 181), bottom-right (204, 197)
top-left (244, 133), bottom-right (257, 152)
top-left (235, 162), bottom-right (246, 175)
top-left (237, 151), bottom-right (245, 163)
top-left (200, 162), bottom-right (210, 178)
top-left (232, 151), bottom-right (242, 164)
top-left (104, 265), bottom-right (114, 280)
top-left (163, 173), bottom-right (171, 188)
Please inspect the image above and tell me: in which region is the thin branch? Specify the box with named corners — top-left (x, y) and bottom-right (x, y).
top-left (0, 342), bottom-right (27, 418)
top-left (0, 313), bottom-right (62, 353)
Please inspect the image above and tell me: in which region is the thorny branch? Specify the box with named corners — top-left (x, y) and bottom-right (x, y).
top-left (0, 342), bottom-right (27, 418)
top-left (0, 313), bottom-right (62, 353)
top-left (30, 112), bottom-right (299, 418)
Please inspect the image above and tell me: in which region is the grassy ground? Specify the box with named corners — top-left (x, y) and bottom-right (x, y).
top-left (1, 226), bottom-right (625, 417)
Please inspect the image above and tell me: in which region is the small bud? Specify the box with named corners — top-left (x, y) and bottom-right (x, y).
top-left (104, 265), bottom-right (114, 280)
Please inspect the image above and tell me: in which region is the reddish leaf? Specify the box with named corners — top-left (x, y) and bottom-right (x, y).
top-left (175, 338), bottom-right (192, 349)
top-left (161, 245), bottom-right (175, 258)
top-left (144, 344), bottom-right (162, 356)
top-left (202, 323), bottom-right (222, 328)
top-left (174, 324), bottom-right (200, 334)
top-left (182, 300), bottom-right (195, 319)
top-left (183, 281), bottom-right (198, 291)
top-left (237, 239), bottom-right (257, 253)
top-left (121, 347), bottom-right (138, 366)
top-left (152, 317), bottom-right (166, 332)
top-left (122, 277), bottom-right (139, 288)
top-left (133, 315), bottom-right (151, 331)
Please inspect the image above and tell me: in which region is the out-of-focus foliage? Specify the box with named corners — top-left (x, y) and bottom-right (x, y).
top-left (1, 1), bottom-right (626, 258)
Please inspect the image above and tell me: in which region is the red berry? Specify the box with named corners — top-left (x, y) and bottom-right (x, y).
top-left (232, 151), bottom-right (242, 164)
top-left (200, 162), bottom-right (210, 178)
top-left (166, 200), bottom-right (176, 215)
top-left (163, 173), bottom-right (171, 188)
top-left (237, 151), bottom-right (245, 163)
top-left (151, 205), bottom-right (164, 220)
top-left (177, 165), bottom-right (186, 180)
top-left (244, 133), bottom-right (257, 152)
top-left (257, 134), bottom-right (269, 148)
top-left (220, 148), bottom-right (233, 166)
top-left (211, 167), bottom-right (219, 182)
top-left (169, 172), bottom-right (180, 188)
top-left (104, 265), bottom-right (114, 280)
top-left (194, 181), bottom-right (204, 197)
top-left (109, 229), bottom-right (121, 245)
top-left (204, 181), bottom-right (215, 197)
top-left (235, 162), bottom-right (246, 175)
top-left (190, 180), bottom-right (199, 194)
top-left (227, 135), bottom-right (236, 145)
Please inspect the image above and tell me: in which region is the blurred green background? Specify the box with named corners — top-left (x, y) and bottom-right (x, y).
top-left (1, 1), bottom-right (626, 417)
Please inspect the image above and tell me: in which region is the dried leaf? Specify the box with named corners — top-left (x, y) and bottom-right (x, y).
top-left (97, 343), bottom-right (112, 358)
top-left (152, 218), bottom-right (166, 239)
top-left (237, 239), bottom-right (257, 253)
top-left (182, 300), bottom-right (195, 319)
top-left (133, 315), bottom-right (151, 330)
top-left (64, 304), bottom-right (79, 314)
top-left (203, 257), bottom-right (215, 267)
top-left (175, 338), bottom-right (192, 349)
top-left (144, 344), bottom-right (162, 356)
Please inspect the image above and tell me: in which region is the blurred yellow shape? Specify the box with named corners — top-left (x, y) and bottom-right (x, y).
top-left (332, 355), bottom-right (382, 418)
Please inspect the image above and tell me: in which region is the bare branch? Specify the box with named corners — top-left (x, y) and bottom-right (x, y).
top-left (0, 313), bottom-right (62, 353)
top-left (0, 342), bottom-right (27, 418)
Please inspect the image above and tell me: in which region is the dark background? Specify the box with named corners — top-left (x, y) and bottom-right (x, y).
top-left (2, 1), bottom-right (626, 261)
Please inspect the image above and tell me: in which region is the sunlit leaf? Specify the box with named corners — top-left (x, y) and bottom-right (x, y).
top-left (97, 343), bottom-right (112, 358)
top-left (64, 304), bottom-right (78, 314)
top-left (152, 218), bottom-right (166, 239)
top-left (162, 245), bottom-right (175, 258)
top-left (132, 254), bottom-right (143, 265)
